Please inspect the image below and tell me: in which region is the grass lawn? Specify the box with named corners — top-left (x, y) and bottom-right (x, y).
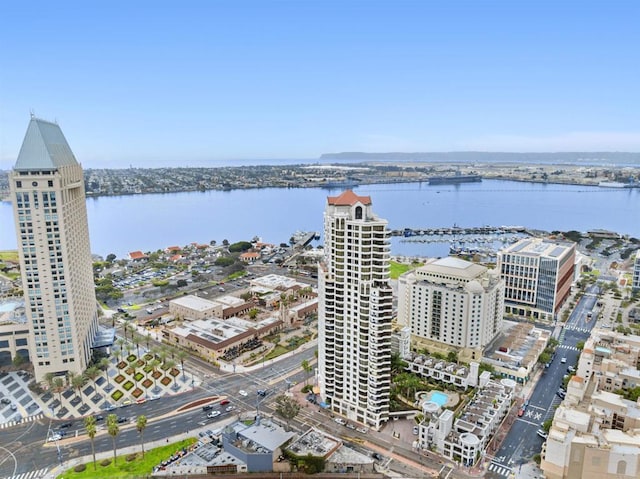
top-left (265, 345), bottom-right (288, 360)
top-left (57, 438), bottom-right (196, 478)
top-left (389, 260), bottom-right (424, 279)
top-left (0, 250), bottom-right (19, 262)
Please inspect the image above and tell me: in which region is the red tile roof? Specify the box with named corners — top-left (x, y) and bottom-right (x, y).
top-left (129, 251), bottom-right (146, 260)
top-left (327, 190), bottom-right (372, 206)
top-left (166, 246), bottom-right (181, 252)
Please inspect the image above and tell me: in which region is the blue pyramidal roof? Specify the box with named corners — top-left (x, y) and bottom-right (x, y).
top-left (14, 116), bottom-right (78, 171)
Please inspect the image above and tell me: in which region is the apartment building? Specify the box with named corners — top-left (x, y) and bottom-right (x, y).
top-left (418, 374), bottom-right (515, 466)
top-left (541, 330), bottom-right (640, 479)
top-left (633, 250), bottom-right (640, 292)
top-left (498, 238), bottom-right (575, 321)
top-left (397, 257), bottom-right (504, 361)
top-left (317, 190), bottom-right (393, 430)
top-left (9, 117), bottom-right (99, 381)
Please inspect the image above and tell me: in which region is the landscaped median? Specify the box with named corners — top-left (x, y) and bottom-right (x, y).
top-left (56, 438), bottom-right (196, 478)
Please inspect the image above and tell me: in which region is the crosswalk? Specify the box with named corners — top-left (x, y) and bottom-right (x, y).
top-left (563, 326), bottom-right (591, 333)
top-left (0, 413), bottom-right (44, 429)
top-left (557, 344), bottom-right (580, 351)
top-left (488, 462), bottom-right (512, 477)
top-left (6, 467), bottom-right (49, 479)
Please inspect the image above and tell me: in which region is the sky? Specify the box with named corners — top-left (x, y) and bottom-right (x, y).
top-left (1, 0), bottom-right (639, 169)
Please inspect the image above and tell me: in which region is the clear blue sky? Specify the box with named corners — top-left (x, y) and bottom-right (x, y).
top-left (1, 0), bottom-right (639, 169)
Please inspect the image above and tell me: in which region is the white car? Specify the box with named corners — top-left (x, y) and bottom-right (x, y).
top-left (334, 417), bottom-right (346, 425)
top-left (47, 434), bottom-right (62, 442)
top-left (239, 390), bottom-right (248, 397)
top-left (226, 405), bottom-right (236, 412)
top-left (560, 357), bottom-right (567, 364)
top-left (207, 411), bottom-right (221, 419)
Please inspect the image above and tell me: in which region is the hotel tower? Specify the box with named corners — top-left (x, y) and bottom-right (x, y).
top-left (317, 191), bottom-right (392, 429)
top-left (10, 116), bottom-right (98, 382)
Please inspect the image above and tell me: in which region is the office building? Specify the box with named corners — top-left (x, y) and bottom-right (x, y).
top-left (497, 238), bottom-right (575, 321)
top-left (397, 257), bottom-right (504, 361)
top-left (317, 191), bottom-right (392, 429)
top-left (10, 116), bottom-right (98, 381)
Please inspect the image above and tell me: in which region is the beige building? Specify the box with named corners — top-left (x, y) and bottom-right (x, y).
top-left (498, 238), bottom-right (575, 321)
top-left (0, 299), bottom-right (30, 366)
top-left (541, 330), bottom-right (640, 479)
top-left (318, 190), bottom-right (393, 430)
top-left (9, 117), bottom-right (98, 381)
top-left (397, 257), bottom-right (504, 362)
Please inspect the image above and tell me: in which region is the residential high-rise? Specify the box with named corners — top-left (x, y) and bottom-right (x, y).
top-left (317, 191), bottom-right (392, 429)
top-left (397, 257), bottom-right (504, 362)
top-left (632, 250), bottom-right (640, 292)
top-left (497, 238), bottom-right (575, 322)
top-left (10, 116), bottom-right (98, 381)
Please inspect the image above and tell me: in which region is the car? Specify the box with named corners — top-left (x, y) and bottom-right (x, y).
top-left (54, 429), bottom-right (67, 437)
top-left (0, 398), bottom-right (11, 405)
top-left (121, 399), bottom-right (133, 407)
top-left (94, 415), bottom-right (104, 422)
top-left (567, 366), bottom-right (576, 373)
top-left (257, 389), bottom-right (268, 397)
top-left (556, 390), bottom-right (566, 399)
top-left (220, 399), bottom-right (230, 406)
top-left (372, 452), bottom-right (383, 461)
top-left (536, 429), bottom-right (548, 439)
top-left (356, 427), bottom-right (368, 434)
top-left (10, 403), bottom-right (17, 411)
top-left (560, 357), bottom-right (567, 364)
top-left (202, 405), bottom-right (213, 411)
top-left (413, 425), bottom-right (420, 435)
top-left (47, 434), bottom-right (62, 442)
top-left (345, 423), bottom-right (356, 430)
top-left (59, 422), bottom-right (73, 429)
top-left (334, 417), bottom-right (346, 425)
top-left (239, 390), bottom-right (248, 397)
top-left (207, 411), bottom-right (221, 419)
top-left (117, 416), bottom-right (128, 424)
top-left (517, 408), bottom-right (525, 417)
top-left (226, 405), bottom-right (236, 412)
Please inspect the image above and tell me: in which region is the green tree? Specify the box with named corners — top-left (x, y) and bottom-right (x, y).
top-left (84, 415), bottom-right (98, 470)
top-left (248, 308), bottom-right (259, 320)
top-left (52, 377), bottom-right (65, 407)
top-left (106, 253), bottom-right (117, 263)
top-left (116, 338), bottom-right (125, 361)
top-left (136, 415), bottom-right (148, 457)
top-left (176, 350), bottom-right (188, 380)
top-left (165, 359), bottom-right (177, 388)
top-left (447, 351), bottom-right (458, 363)
top-left (576, 341), bottom-right (585, 351)
top-left (150, 358), bottom-right (161, 391)
top-left (391, 353), bottom-right (408, 375)
top-left (107, 414), bottom-right (120, 465)
top-left (44, 372), bottom-right (55, 391)
top-left (301, 359), bottom-right (313, 386)
top-left (132, 332), bottom-right (142, 357)
top-left (274, 394), bottom-right (301, 431)
top-left (72, 374), bottom-right (87, 404)
top-left (85, 366), bottom-right (101, 391)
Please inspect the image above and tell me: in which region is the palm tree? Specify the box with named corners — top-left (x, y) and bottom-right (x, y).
top-left (145, 331), bottom-right (151, 350)
top-left (107, 414), bottom-right (120, 465)
top-left (150, 359), bottom-right (161, 392)
top-left (123, 322), bottom-right (132, 341)
top-left (44, 372), bottom-right (55, 392)
top-left (72, 374), bottom-right (87, 404)
top-left (136, 415), bottom-right (148, 457)
top-left (84, 415), bottom-right (97, 470)
top-left (164, 359), bottom-right (177, 389)
top-left (116, 338), bottom-right (125, 361)
top-left (176, 350), bottom-right (188, 380)
top-left (129, 357), bottom-right (140, 389)
top-left (52, 377), bottom-right (65, 411)
top-left (132, 332), bottom-right (141, 358)
top-left (85, 366), bottom-right (100, 391)
top-left (98, 357), bottom-right (112, 390)
top-left (301, 359), bottom-right (312, 386)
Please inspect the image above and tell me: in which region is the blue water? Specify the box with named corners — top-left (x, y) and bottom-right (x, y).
top-left (430, 391), bottom-right (448, 407)
top-left (1, 180), bottom-right (639, 259)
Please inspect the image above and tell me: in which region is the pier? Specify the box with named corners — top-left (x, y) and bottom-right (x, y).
top-left (390, 225), bottom-right (529, 238)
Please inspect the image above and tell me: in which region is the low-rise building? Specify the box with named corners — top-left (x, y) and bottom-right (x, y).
top-left (541, 329), bottom-right (640, 479)
top-left (404, 353), bottom-right (480, 390)
top-left (0, 298), bottom-right (30, 366)
top-left (418, 374), bottom-right (516, 466)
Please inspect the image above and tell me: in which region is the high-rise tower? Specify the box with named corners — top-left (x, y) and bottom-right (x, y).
top-left (317, 190), bottom-right (392, 429)
top-left (10, 116), bottom-right (98, 381)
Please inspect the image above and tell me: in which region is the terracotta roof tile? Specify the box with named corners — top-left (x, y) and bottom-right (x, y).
top-left (327, 190), bottom-right (372, 206)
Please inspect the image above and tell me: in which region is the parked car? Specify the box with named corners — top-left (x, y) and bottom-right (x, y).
top-left (257, 389), bottom-right (268, 397)
top-left (517, 408), bottom-right (525, 417)
top-left (220, 399), bottom-right (230, 406)
top-left (117, 416), bottom-right (128, 424)
top-left (47, 434), bottom-right (62, 442)
top-left (334, 417), bottom-right (346, 425)
top-left (239, 390), bottom-right (248, 397)
top-left (207, 411), bottom-right (221, 419)
top-left (536, 429), bottom-right (548, 439)
top-left (345, 423), bottom-right (356, 430)
top-left (202, 405), bottom-right (213, 411)
top-left (59, 422), bottom-right (73, 429)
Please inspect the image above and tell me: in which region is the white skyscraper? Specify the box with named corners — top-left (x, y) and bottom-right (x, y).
top-left (10, 116), bottom-right (98, 382)
top-left (317, 190), bottom-right (392, 430)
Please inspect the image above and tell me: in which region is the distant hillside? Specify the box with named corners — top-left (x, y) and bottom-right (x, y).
top-left (320, 151), bottom-right (640, 165)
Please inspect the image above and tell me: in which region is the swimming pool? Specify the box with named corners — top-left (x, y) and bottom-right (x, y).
top-left (429, 391), bottom-right (448, 407)
top-left (0, 301), bottom-right (21, 313)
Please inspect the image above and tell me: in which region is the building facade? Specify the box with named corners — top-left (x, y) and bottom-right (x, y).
top-left (10, 117), bottom-right (98, 381)
top-left (498, 238), bottom-right (575, 321)
top-left (633, 250), bottom-right (640, 292)
top-left (397, 257), bottom-right (504, 361)
top-left (317, 191), bottom-right (392, 430)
